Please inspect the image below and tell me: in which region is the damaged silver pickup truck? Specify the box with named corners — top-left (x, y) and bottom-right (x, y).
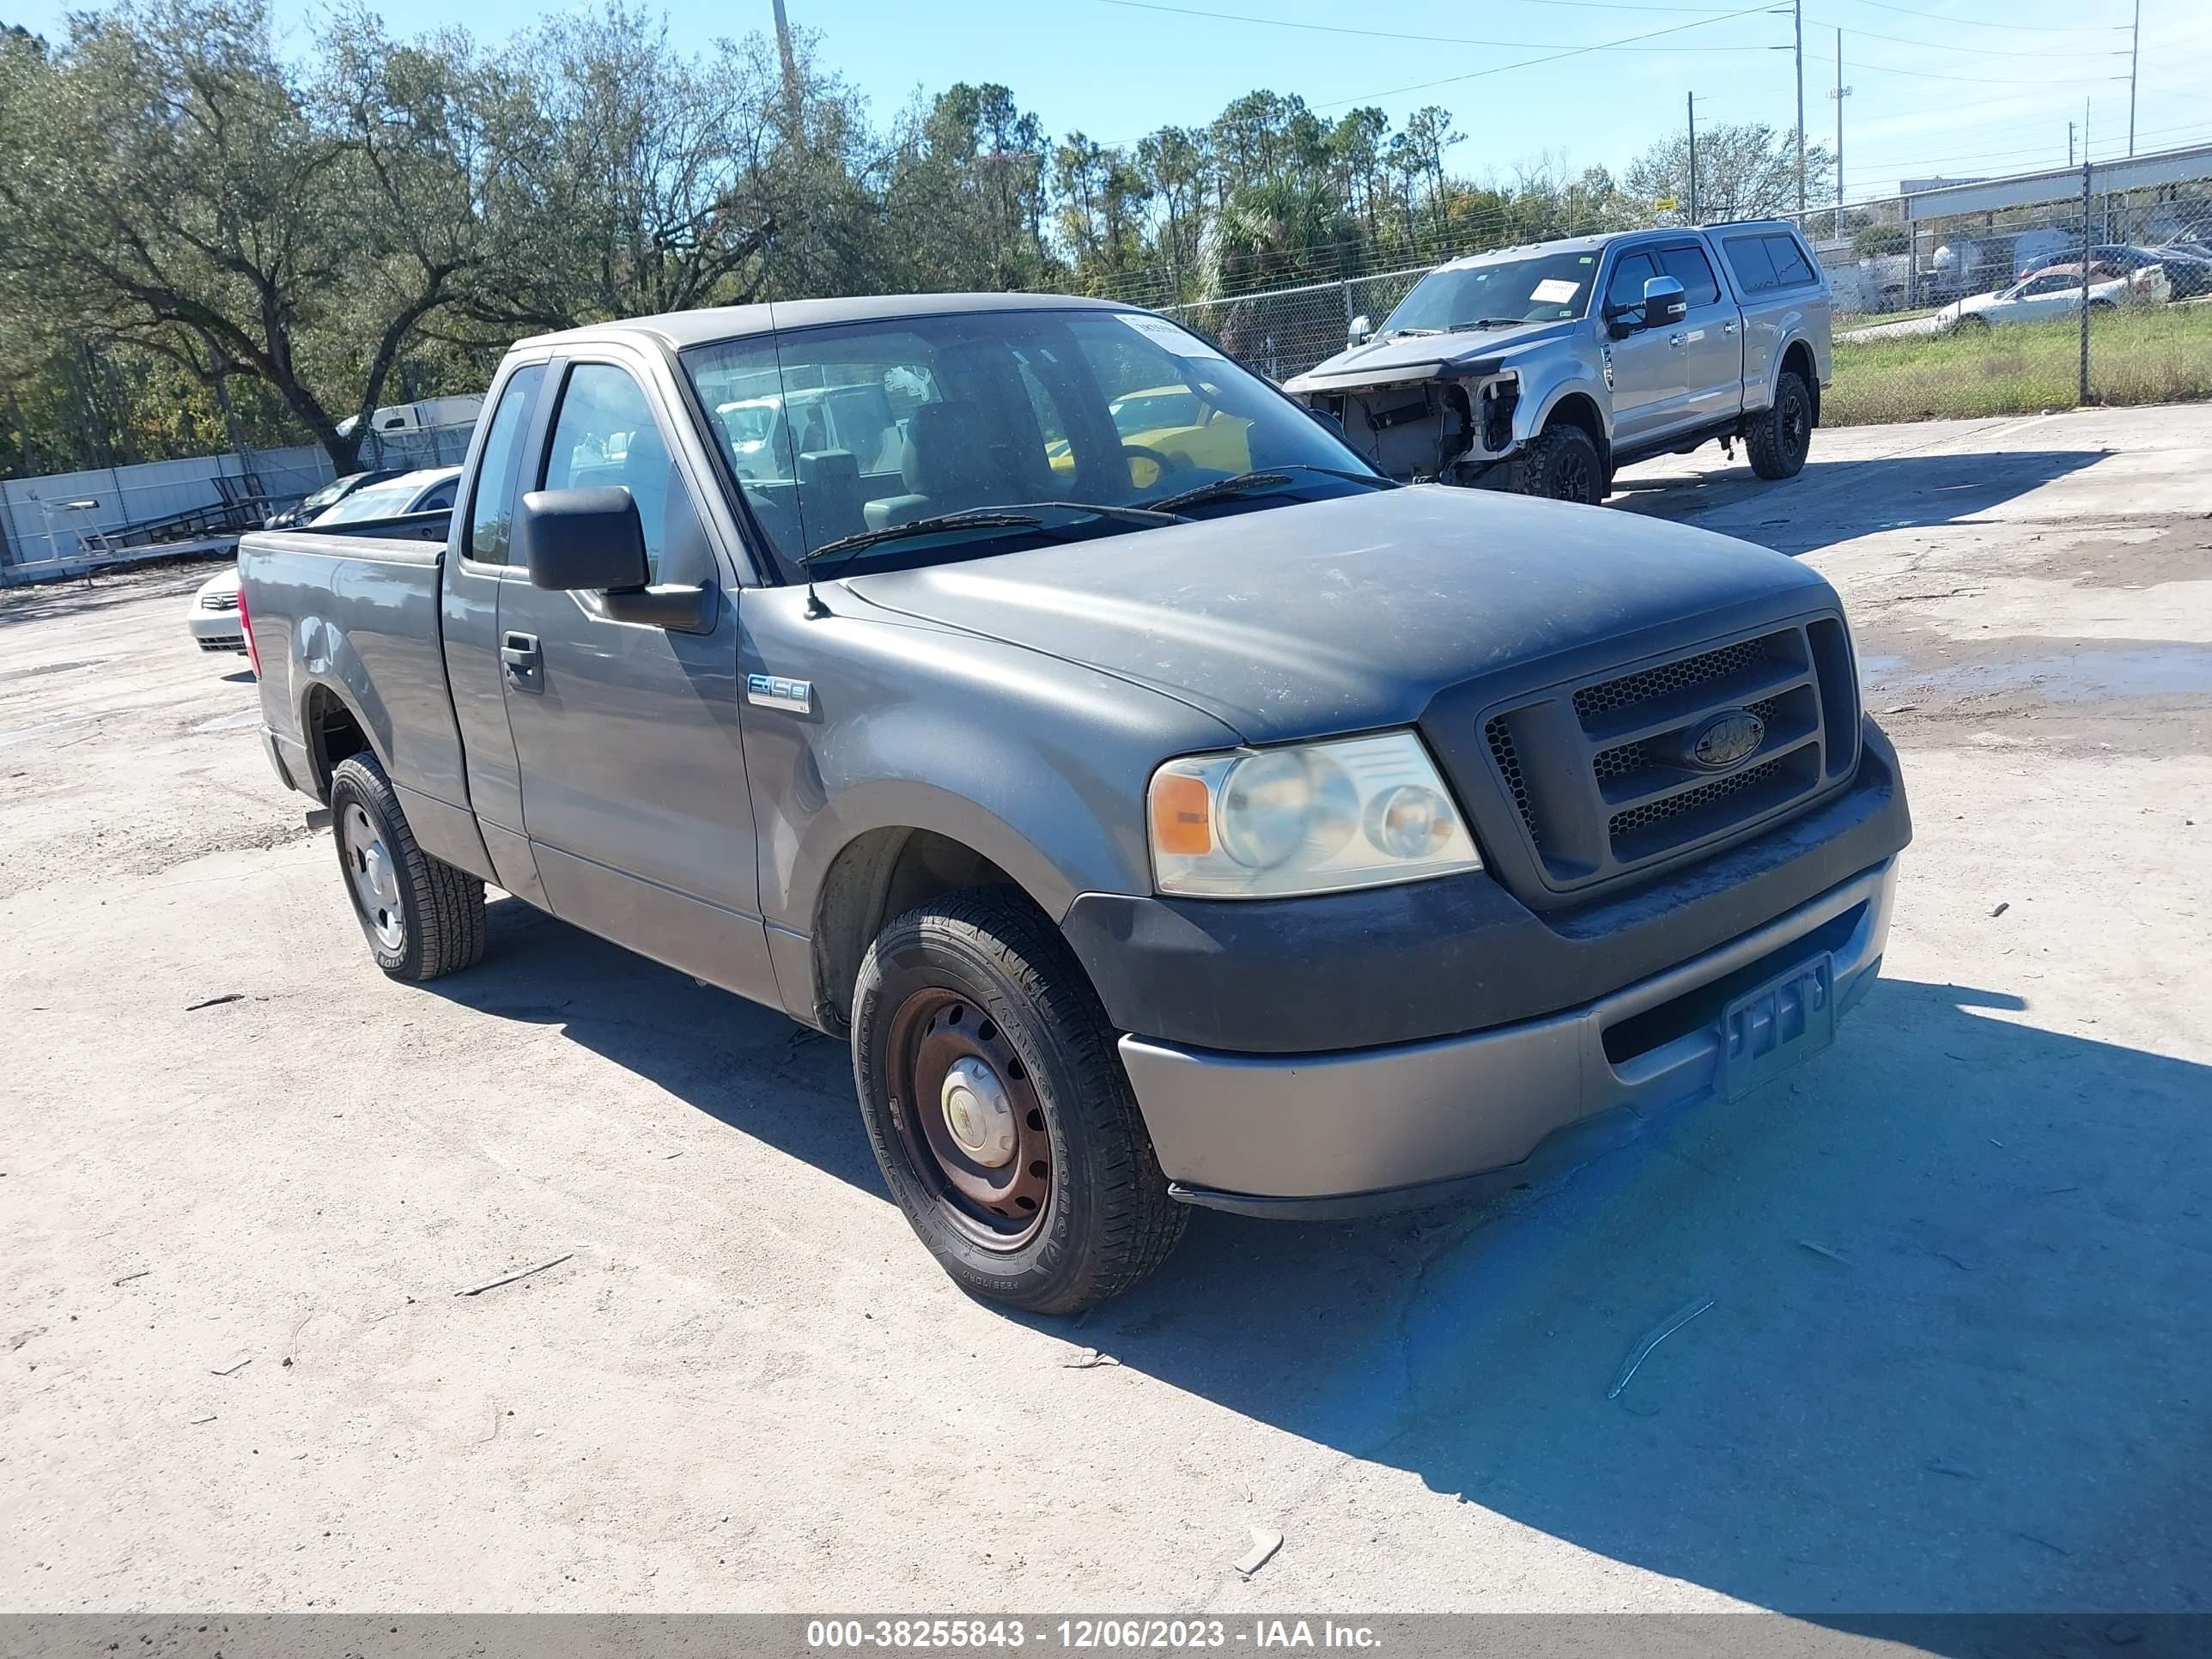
top-left (1286, 222), bottom-right (1832, 504)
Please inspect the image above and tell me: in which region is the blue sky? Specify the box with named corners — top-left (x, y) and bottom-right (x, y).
top-left (12, 0), bottom-right (2212, 204)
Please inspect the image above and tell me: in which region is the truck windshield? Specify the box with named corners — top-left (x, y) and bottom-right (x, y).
top-left (681, 307), bottom-right (1379, 578)
top-left (1382, 249), bottom-right (1601, 332)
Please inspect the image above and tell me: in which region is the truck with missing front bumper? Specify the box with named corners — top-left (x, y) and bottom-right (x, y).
top-left (1286, 222), bottom-right (1832, 504)
top-left (237, 292), bottom-right (1907, 1315)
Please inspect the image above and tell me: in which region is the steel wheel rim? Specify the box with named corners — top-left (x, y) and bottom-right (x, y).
top-left (341, 803), bottom-right (404, 951)
top-left (884, 988), bottom-right (1051, 1250)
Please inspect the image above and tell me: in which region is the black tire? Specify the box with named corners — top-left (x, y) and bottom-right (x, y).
top-left (328, 752), bottom-right (486, 981)
top-left (1746, 368), bottom-right (1814, 481)
top-left (1952, 312), bottom-right (1990, 332)
top-left (852, 888), bottom-right (1186, 1315)
top-left (1505, 422), bottom-right (1607, 504)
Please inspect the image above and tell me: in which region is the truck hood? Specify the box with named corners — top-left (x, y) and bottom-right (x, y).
top-left (841, 486), bottom-right (1836, 744)
top-left (1285, 319), bottom-right (1577, 393)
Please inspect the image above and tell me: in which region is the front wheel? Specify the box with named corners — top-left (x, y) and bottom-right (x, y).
top-left (1745, 368), bottom-right (1814, 481)
top-left (328, 753), bottom-right (485, 981)
top-left (851, 889), bottom-right (1186, 1315)
top-left (1505, 422), bottom-right (1607, 504)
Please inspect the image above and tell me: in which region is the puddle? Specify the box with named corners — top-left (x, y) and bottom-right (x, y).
top-left (1863, 647), bottom-right (2212, 702)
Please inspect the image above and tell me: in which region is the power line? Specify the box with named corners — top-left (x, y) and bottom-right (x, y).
top-left (1826, 0), bottom-right (2129, 33)
top-left (1089, 0), bottom-right (1778, 51)
top-left (1308, 0), bottom-right (1789, 109)
top-left (1804, 15), bottom-right (2131, 58)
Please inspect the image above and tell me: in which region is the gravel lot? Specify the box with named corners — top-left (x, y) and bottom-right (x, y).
top-left (3, 405), bottom-right (2208, 1615)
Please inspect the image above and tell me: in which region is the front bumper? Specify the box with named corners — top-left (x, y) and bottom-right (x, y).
top-left (187, 608), bottom-right (246, 652)
top-left (1119, 854), bottom-right (1896, 1217)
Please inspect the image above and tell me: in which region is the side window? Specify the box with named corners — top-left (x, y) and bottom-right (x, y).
top-left (416, 479), bottom-right (457, 514)
top-left (463, 362), bottom-right (545, 566)
top-left (1723, 236), bottom-right (1779, 295)
top-left (1763, 233), bottom-right (1817, 288)
top-left (1605, 251), bottom-right (1660, 311)
top-left (541, 362), bottom-right (708, 584)
top-left (1658, 245), bottom-right (1722, 307)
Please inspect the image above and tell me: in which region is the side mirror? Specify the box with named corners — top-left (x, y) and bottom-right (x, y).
top-left (518, 486), bottom-right (649, 592)
top-left (1642, 274), bottom-right (1688, 328)
top-left (1347, 313), bottom-right (1374, 347)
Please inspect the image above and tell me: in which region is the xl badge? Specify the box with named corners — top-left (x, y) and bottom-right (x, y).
top-left (1685, 709), bottom-right (1764, 771)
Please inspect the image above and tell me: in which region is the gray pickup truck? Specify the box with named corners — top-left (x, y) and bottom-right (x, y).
top-left (1287, 222), bottom-right (1832, 504)
top-left (238, 293), bottom-right (1908, 1314)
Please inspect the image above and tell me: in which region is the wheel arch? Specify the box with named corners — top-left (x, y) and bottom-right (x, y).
top-left (299, 679), bottom-right (383, 805)
top-left (1534, 387), bottom-right (1613, 478)
top-left (1779, 336), bottom-right (1820, 423)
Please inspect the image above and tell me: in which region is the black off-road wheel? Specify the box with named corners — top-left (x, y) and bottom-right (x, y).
top-left (1506, 423), bottom-right (1607, 504)
top-left (851, 888), bottom-right (1186, 1315)
top-left (1746, 368), bottom-right (1814, 481)
top-left (328, 753), bottom-right (486, 981)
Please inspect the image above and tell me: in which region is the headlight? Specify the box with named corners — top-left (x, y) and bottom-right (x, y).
top-left (1148, 731), bottom-right (1481, 898)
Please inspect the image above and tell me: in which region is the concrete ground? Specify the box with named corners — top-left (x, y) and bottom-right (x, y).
top-left (3, 406), bottom-right (2208, 1616)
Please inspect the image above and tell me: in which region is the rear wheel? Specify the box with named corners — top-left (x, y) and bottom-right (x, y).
top-left (852, 889), bottom-right (1185, 1314)
top-left (1505, 422), bottom-right (1607, 504)
top-left (328, 753), bottom-right (485, 981)
top-left (1746, 368), bottom-right (1814, 481)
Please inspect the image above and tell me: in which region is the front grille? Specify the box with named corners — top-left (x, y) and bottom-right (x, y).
top-left (1486, 716), bottom-right (1538, 847)
top-left (1575, 638), bottom-right (1768, 723)
top-left (1474, 620), bottom-right (1858, 892)
top-left (201, 592), bottom-right (240, 612)
top-left (196, 635), bottom-right (245, 652)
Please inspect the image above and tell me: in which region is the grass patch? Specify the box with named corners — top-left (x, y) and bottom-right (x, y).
top-left (1826, 302), bottom-right (2212, 425)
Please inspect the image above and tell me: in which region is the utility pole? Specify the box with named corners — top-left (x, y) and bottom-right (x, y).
top-left (1687, 90), bottom-right (1700, 225)
top-left (2127, 0), bottom-right (2140, 156)
top-left (1795, 0), bottom-right (1807, 216)
top-left (1828, 28), bottom-right (1850, 239)
top-left (2069, 120), bottom-right (2076, 168)
top-left (771, 0), bottom-right (803, 143)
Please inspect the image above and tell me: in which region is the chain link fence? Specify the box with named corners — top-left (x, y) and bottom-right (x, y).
top-left (1148, 144), bottom-right (2212, 429)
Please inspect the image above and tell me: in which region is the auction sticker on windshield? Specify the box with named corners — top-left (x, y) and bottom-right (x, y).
top-left (1119, 313), bottom-right (1226, 359)
top-left (1531, 278), bottom-right (1581, 304)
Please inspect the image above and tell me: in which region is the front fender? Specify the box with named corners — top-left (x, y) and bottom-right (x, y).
top-left (1517, 364), bottom-right (1616, 451)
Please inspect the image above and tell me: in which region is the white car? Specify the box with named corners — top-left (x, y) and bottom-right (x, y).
top-left (187, 562), bottom-right (246, 654)
top-left (1936, 261), bottom-right (2170, 331)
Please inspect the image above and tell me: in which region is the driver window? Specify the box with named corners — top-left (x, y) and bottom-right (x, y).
top-left (540, 362), bottom-right (708, 585)
top-left (1606, 252), bottom-right (1660, 312)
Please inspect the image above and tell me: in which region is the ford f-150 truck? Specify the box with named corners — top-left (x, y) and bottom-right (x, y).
top-left (238, 293), bottom-right (1908, 1314)
top-left (1285, 222), bottom-right (1833, 504)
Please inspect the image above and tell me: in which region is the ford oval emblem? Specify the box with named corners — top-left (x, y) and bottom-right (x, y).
top-left (1688, 709), bottom-right (1765, 771)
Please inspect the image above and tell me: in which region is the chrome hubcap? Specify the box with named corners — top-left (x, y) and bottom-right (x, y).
top-left (940, 1055), bottom-right (1018, 1168)
top-left (341, 803), bottom-right (404, 951)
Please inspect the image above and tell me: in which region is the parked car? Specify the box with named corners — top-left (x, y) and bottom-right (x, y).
top-left (262, 469), bottom-right (408, 531)
top-left (2022, 243), bottom-right (2209, 301)
top-left (185, 562), bottom-right (246, 654)
top-left (1283, 221), bottom-right (1833, 503)
top-left (236, 294), bottom-right (1911, 1314)
top-left (307, 466), bottom-right (462, 526)
top-left (1936, 261), bottom-right (2169, 331)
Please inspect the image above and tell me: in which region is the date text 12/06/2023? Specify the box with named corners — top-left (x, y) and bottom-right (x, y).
top-left (804, 1620), bottom-right (1383, 1650)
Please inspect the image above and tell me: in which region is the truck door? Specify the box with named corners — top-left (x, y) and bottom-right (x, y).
top-left (440, 357), bottom-right (549, 904)
top-left (496, 348), bottom-right (779, 1006)
top-left (1598, 248), bottom-right (1689, 447)
top-left (1658, 242), bottom-right (1743, 425)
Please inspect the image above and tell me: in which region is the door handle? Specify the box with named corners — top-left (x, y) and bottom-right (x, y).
top-left (1668, 331), bottom-right (1687, 348)
top-left (500, 632), bottom-right (540, 675)
top-left (1723, 320), bottom-right (1739, 335)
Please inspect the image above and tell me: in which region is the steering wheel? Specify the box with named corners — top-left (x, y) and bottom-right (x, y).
top-left (1121, 442), bottom-right (1190, 493)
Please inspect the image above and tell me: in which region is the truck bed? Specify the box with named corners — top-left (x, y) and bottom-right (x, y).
top-left (239, 513), bottom-right (471, 826)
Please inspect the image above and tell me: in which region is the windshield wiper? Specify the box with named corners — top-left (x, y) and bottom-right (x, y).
top-left (1138, 464), bottom-right (1394, 515)
top-left (1447, 318), bottom-right (1528, 331)
top-left (799, 501), bottom-right (1188, 575)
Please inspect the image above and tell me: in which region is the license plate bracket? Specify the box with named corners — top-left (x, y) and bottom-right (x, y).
top-left (1720, 952), bottom-right (1835, 1102)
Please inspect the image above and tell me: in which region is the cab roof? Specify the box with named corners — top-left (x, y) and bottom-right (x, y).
top-left (514, 292), bottom-right (1142, 355)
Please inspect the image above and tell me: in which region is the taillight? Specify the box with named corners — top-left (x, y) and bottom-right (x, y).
top-left (236, 576), bottom-right (262, 678)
